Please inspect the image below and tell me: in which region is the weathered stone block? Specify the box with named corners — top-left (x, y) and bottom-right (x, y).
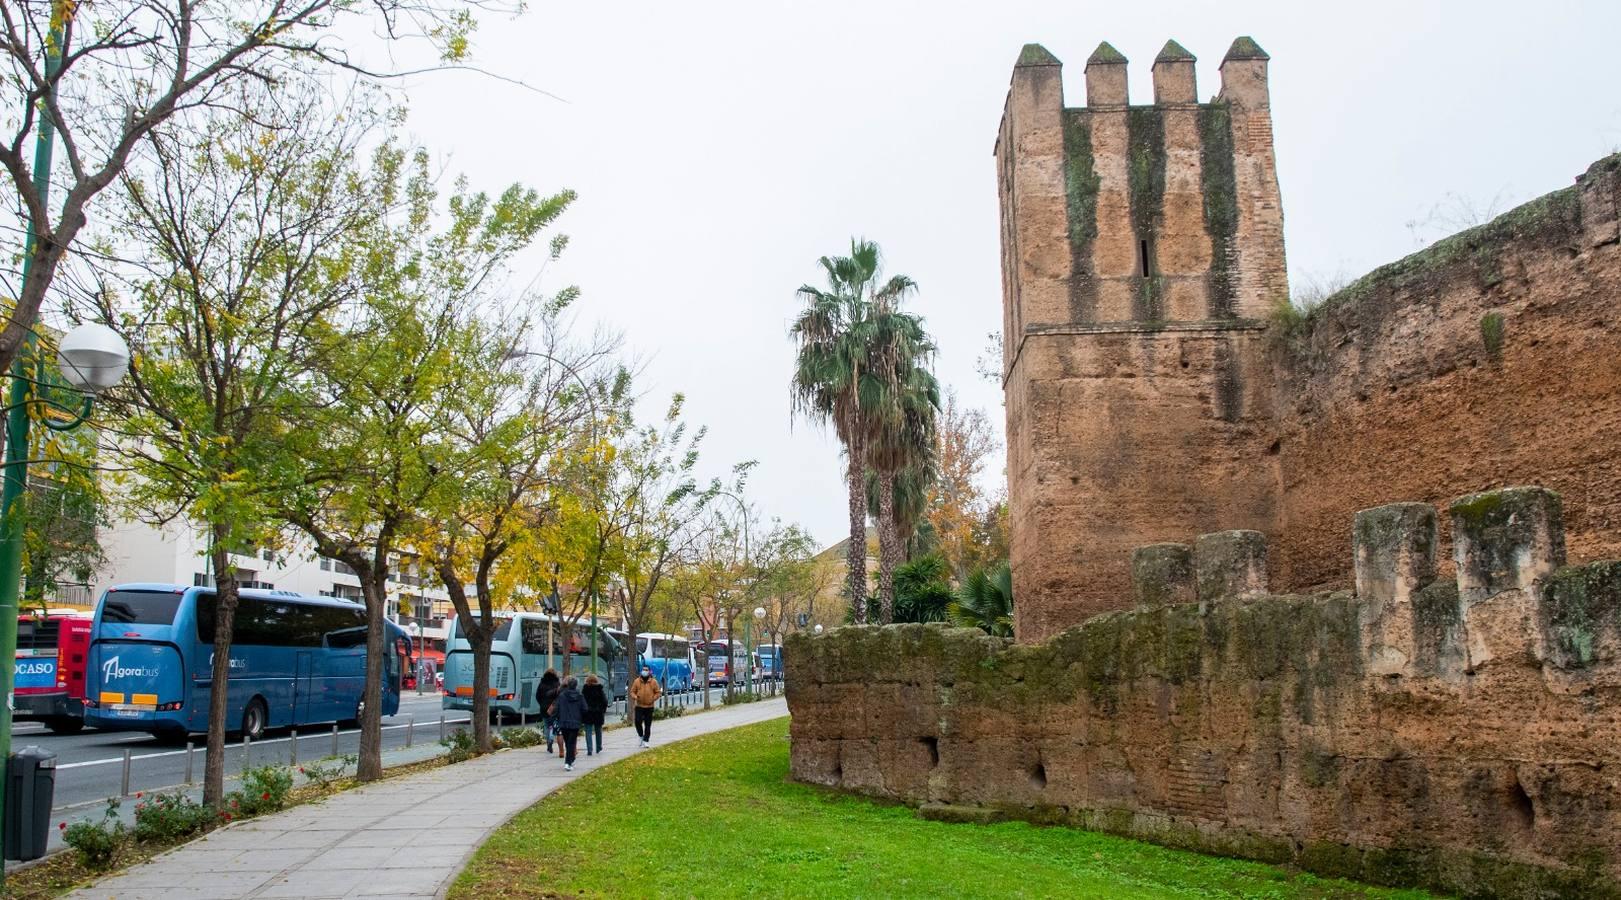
top-left (1132, 543), bottom-right (1195, 608)
top-left (1354, 502), bottom-right (1438, 676)
top-left (1450, 486), bottom-right (1566, 606)
top-left (1195, 530), bottom-right (1268, 602)
top-left (1539, 561), bottom-right (1621, 670)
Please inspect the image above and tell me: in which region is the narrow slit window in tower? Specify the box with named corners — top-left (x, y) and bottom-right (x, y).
top-left (1138, 236), bottom-right (1155, 278)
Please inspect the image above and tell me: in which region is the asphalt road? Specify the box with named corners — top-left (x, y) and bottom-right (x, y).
top-left (23, 682), bottom-right (777, 814)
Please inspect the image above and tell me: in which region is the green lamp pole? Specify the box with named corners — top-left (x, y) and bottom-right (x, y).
top-left (0, 15), bottom-right (64, 872)
top-left (589, 588), bottom-right (597, 677)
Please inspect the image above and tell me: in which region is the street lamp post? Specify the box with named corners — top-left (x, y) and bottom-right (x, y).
top-left (748, 606), bottom-right (765, 696)
top-left (414, 621), bottom-right (424, 695)
top-left (0, 321), bottom-right (130, 863)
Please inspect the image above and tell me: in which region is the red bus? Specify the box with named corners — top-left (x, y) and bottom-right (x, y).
top-left (16, 613), bottom-right (92, 734)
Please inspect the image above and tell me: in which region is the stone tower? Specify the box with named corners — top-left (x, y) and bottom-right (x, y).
top-left (996, 37), bottom-right (1288, 640)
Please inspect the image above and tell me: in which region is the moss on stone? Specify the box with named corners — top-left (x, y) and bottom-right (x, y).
top-left (1155, 39), bottom-right (1196, 63)
top-left (1223, 36), bottom-right (1270, 61)
top-left (1540, 561), bottom-right (1621, 669)
top-left (1299, 749), bottom-right (1342, 788)
top-left (1480, 311), bottom-right (1506, 357)
top-left (1294, 185), bottom-right (1582, 349)
top-left (1198, 101), bottom-right (1239, 317)
top-left (1086, 41), bottom-right (1127, 66)
top-left (1016, 43), bottom-right (1060, 68)
top-left (1062, 110), bottom-right (1100, 317)
top-left (1127, 106), bottom-right (1166, 320)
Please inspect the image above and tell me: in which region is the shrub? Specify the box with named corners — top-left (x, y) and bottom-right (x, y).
top-left (227, 765), bottom-right (295, 817)
top-left (501, 726), bottom-right (545, 748)
top-left (62, 798), bottom-right (127, 869)
top-left (722, 691), bottom-right (761, 706)
top-left (133, 791), bottom-right (216, 844)
top-left (444, 727), bottom-right (506, 763)
top-left (652, 705), bottom-right (685, 720)
top-left (298, 755), bottom-right (354, 791)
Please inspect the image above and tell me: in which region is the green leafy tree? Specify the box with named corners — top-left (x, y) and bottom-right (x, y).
top-left (0, 0), bottom-right (501, 378)
top-left (790, 238), bottom-right (917, 624)
top-left (283, 151), bottom-right (575, 775)
top-left (82, 86), bottom-right (376, 806)
top-left (950, 561), bottom-right (1014, 637)
top-left (865, 327), bottom-right (939, 624)
top-left (424, 320), bottom-right (612, 753)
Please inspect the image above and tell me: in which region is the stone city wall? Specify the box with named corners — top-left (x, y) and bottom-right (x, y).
top-left (786, 486), bottom-right (1621, 898)
top-left (1269, 153), bottom-right (1621, 594)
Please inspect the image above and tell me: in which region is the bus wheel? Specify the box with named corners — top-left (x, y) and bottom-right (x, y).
top-left (46, 717), bottom-right (85, 735)
top-left (241, 699), bottom-right (268, 741)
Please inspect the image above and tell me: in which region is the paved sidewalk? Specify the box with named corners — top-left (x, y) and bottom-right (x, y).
top-left (66, 698), bottom-right (789, 900)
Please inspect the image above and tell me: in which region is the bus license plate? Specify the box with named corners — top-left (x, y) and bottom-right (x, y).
top-left (110, 704), bottom-right (151, 717)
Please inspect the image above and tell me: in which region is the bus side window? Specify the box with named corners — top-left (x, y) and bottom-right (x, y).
top-left (521, 619), bottom-right (547, 655)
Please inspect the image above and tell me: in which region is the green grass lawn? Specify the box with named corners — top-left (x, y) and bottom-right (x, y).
top-left (451, 717), bottom-right (1435, 900)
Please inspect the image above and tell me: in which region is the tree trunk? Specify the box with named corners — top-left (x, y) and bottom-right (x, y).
top-left (356, 573), bottom-right (387, 782)
top-left (203, 530), bottom-right (239, 808)
top-left (474, 571), bottom-right (497, 752)
top-left (845, 429), bottom-right (868, 624)
top-left (877, 469), bottom-right (898, 625)
top-left (439, 560), bottom-right (494, 753)
top-left (471, 632), bottom-right (493, 751)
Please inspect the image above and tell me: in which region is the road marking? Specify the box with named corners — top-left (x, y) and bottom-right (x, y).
top-left (56, 718), bottom-right (473, 769)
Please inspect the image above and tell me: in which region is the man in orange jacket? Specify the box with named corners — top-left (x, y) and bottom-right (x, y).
top-left (629, 665), bottom-right (662, 748)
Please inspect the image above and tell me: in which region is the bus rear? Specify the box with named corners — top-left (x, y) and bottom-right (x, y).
top-left (15, 613), bottom-right (92, 733)
top-left (84, 586), bottom-right (192, 736)
top-left (441, 615), bottom-right (521, 716)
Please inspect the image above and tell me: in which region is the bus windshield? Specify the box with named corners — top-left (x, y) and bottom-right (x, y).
top-left (100, 590), bottom-right (183, 625)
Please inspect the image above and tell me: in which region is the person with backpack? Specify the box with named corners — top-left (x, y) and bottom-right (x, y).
top-left (581, 673), bottom-right (609, 756)
top-left (629, 665), bottom-right (662, 748)
top-left (548, 675), bottom-right (586, 771)
top-left (536, 669), bottom-right (561, 753)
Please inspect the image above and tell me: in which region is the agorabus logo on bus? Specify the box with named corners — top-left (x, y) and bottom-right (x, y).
top-left (100, 655), bottom-right (161, 682)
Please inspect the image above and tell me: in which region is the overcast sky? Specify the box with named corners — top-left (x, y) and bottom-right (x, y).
top-left (388, 0), bottom-right (1621, 549)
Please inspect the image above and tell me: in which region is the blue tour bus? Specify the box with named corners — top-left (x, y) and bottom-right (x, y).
top-left (635, 632), bottom-right (695, 692)
top-left (85, 583), bottom-right (407, 739)
top-left (442, 612), bottom-right (622, 719)
top-left (757, 643), bottom-right (783, 680)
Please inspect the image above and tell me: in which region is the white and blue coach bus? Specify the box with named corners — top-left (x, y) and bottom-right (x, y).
top-left (85, 584), bottom-right (408, 739)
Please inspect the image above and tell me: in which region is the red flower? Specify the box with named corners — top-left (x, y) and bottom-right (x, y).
top-left (223, 813), bottom-right (233, 821)
top-left (261, 792), bottom-right (270, 801)
top-left (57, 822), bottom-right (66, 830)
top-left (298, 767), bottom-right (306, 774)
top-left (135, 791), bottom-right (143, 798)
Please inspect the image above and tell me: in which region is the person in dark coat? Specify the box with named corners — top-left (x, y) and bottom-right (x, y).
top-left (581, 673), bottom-right (609, 757)
top-left (536, 669), bottom-right (561, 753)
top-left (548, 676), bottom-right (586, 770)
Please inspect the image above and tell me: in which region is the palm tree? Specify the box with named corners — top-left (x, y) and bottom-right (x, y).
top-left (789, 239), bottom-right (917, 625)
top-left (950, 560), bottom-right (1014, 637)
top-left (866, 370), bottom-right (938, 624)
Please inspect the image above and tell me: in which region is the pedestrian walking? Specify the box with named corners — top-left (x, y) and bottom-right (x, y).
top-left (629, 665), bottom-right (662, 748)
top-left (581, 673), bottom-right (609, 757)
top-left (549, 675), bottom-right (585, 771)
top-left (537, 669), bottom-right (560, 753)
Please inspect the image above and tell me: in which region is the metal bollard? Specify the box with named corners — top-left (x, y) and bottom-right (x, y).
top-left (439, 715), bottom-right (445, 742)
top-left (332, 723), bottom-right (339, 758)
top-left (184, 742), bottom-right (195, 784)
top-left (520, 710), bottom-right (527, 728)
top-left (121, 749), bottom-right (132, 797)
top-left (290, 729), bottom-right (299, 766)
top-left (244, 734), bottom-right (252, 771)
top-left (406, 715), bottom-right (414, 748)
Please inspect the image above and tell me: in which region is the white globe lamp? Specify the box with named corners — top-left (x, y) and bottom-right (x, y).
top-left (57, 323), bottom-right (130, 394)
top-left (752, 606), bottom-right (766, 621)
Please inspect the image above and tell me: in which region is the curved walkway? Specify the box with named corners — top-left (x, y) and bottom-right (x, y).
top-left (66, 697), bottom-right (789, 900)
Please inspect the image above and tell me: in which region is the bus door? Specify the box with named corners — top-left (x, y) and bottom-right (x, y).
top-left (293, 651), bottom-right (314, 722)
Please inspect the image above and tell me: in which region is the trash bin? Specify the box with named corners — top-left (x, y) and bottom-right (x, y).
top-left (5, 746), bottom-right (57, 861)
